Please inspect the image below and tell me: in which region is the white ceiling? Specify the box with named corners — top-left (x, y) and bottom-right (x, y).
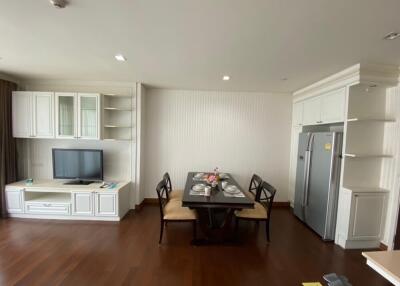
top-left (0, 0), bottom-right (400, 92)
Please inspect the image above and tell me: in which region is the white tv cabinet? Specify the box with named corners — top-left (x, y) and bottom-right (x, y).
top-left (5, 180), bottom-right (130, 221)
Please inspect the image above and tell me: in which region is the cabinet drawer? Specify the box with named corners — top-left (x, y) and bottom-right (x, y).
top-left (25, 202), bottom-right (71, 215)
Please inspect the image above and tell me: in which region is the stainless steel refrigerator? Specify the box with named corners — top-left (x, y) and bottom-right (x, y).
top-left (293, 132), bottom-right (343, 240)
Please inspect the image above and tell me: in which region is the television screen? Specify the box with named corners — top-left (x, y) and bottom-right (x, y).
top-left (52, 149), bottom-right (103, 181)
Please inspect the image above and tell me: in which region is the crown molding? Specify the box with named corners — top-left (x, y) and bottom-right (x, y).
top-left (293, 63), bottom-right (399, 102)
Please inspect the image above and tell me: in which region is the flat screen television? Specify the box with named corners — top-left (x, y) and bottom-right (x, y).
top-left (52, 148), bottom-right (103, 185)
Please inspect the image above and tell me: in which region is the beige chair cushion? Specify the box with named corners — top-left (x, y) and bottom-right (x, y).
top-left (169, 190), bottom-right (183, 201)
top-left (235, 202), bottom-right (268, 219)
top-left (163, 200), bottom-right (197, 220)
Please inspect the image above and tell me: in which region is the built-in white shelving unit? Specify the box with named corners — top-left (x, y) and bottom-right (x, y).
top-left (342, 83), bottom-right (395, 190)
top-left (291, 64), bottom-right (400, 250)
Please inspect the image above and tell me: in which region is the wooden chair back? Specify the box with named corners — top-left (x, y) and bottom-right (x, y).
top-left (257, 181), bottom-right (277, 218)
top-left (163, 172), bottom-right (173, 200)
top-left (248, 174), bottom-right (263, 200)
top-left (156, 179), bottom-right (169, 219)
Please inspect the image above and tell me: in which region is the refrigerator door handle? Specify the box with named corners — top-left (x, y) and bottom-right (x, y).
top-left (302, 150), bottom-right (311, 207)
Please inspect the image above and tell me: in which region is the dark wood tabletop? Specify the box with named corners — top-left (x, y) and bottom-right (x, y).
top-left (182, 172), bottom-right (254, 209)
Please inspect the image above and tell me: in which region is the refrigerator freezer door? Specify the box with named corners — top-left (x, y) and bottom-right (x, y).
top-left (304, 132), bottom-right (341, 240)
top-left (293, 133), bottom-right (312, 221)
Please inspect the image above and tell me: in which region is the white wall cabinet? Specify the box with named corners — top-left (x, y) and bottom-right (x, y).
top-left (292, 102), bottom-right (304, 126)
top-left (299, 87), bottom-right (346, 126)
top-left (95, 193), bottom-right (118, 216)
top-left (55, 92), bottom-right (76, 139)
top-left (320, 88), bottom-right (346, 124)
top-left (12, 91), bottom-right (54, 138)
top-left (5, 188), bottom-right (24, 214)
top-left (72, 192), bottom-right (94, 216)
top-left (32, 92), bottom-right (54, 138)
top-left (77, 93), bottom-right (101, 140)
top-left (56, 92), bottom-right (100, 140)
top-left (12, 91), bottom-right (32, 138)
top-left (302, 96), bottom-right (321, 125)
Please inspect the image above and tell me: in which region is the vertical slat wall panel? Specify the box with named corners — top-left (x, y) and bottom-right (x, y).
top-left (143, 89), bottom-right (292, 202)
top-left (381, 86), bottom-right (400, 247)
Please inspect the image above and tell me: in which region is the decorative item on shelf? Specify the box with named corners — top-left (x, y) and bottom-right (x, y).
top-left (25, 178), bottom-right (33, 186)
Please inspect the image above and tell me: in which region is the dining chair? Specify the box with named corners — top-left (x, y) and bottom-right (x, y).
top-left (163, 172), bottom-right (183, 201)
top-left (247, 174), bottom-right (263, 199)
top-left (234, 180), bottom-right (277, 242)
top-left (156, 179), bottom-right (197, 244)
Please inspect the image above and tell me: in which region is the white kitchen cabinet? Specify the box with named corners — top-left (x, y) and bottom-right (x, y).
top-left (349, 192), bottom-right (387, 241)
top-left (320, 88), bottom-right (346, 124)
top-left (55, 92), bottom-right (100, 140)
top-left (292, 102), bottom-right (304, 126)
top-left (32, 92), bottom-right (54, 138)
top-left (12, 91), bottom-right (32, 138)
top-left (5, 188), bottom-right (24, 214)
top-left (95, 193), bottom-right (118, 216)
top-left (302, 96), bottom-right (321, 125)
top-left (72, 192), bottom-right (94, 216)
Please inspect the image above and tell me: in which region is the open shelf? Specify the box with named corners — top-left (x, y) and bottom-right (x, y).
top-left (103, 138), bottom-right (132, 142)
top-left (344, 153), bottom-right (393, 159)
top-left (342, 186), bottom-right (390, 193)
top-left (104, 125), bottom-right (132, 128)
top-left (102, 94), bottom-right (132, 98)
top-left (102, 93), bottom-right (134, 141)
top-left (104, 107), bottom-right (132, 111)
top-left (25, 193), bottom-right (71, 204)
top-left (347, 117), bottom-right (395, 123)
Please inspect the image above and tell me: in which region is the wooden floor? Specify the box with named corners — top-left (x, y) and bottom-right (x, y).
top-left (0, 206), bottom-right (391, 286)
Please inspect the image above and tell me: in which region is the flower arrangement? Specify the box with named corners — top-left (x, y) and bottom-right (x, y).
top-left (206, 167), bottom-right (220, 187)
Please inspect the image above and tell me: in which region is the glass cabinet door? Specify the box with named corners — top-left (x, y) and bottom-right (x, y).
top-left (78, 94), bottom-right (99, 139)
top-left (56, 93), bottom-right (76, 138)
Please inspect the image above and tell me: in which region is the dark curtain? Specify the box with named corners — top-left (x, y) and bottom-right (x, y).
top-left (0, 79), bottom-right (17, 218)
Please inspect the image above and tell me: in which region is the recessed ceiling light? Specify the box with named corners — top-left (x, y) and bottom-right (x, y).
top-left (222, 75), bottom-right (230, 81)
top-left (383, 32), bottom-right (400, 40)
top-left (115, 54), bottom-right (126, 61)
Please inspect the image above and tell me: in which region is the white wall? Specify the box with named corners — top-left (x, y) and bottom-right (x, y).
top-left (142, 88), bottom-right (292, 202)
top-left (17, 139), bottom-right (131, 182)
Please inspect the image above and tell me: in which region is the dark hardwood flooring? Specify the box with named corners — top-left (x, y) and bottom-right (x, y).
top-left (0, 206), bottom-right (391, 286)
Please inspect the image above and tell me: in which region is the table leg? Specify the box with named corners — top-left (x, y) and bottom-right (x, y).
top-left (192, 208), bottom-right (239, 245)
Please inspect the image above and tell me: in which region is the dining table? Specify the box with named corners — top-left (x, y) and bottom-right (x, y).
top-left (182, 172), bottom-right (254, 244)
